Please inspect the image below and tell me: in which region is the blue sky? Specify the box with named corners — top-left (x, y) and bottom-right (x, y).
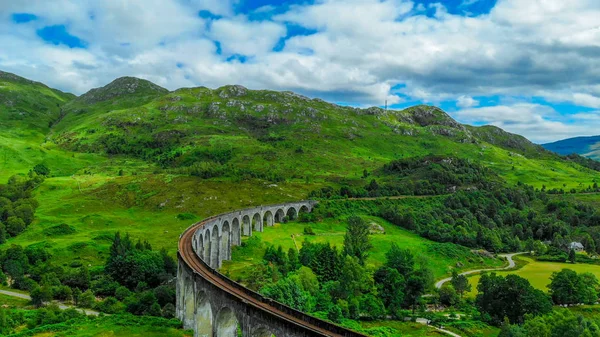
top-left (1, 0), bottom-right (599, 143)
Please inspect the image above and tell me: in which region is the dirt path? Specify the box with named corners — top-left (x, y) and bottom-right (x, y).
top-left (435, 252), bottom-right (526, 289)
top-left (0, 289), bottom-right (101, 316)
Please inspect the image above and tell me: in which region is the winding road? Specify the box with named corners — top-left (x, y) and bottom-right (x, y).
top-left (0, 289), bottom-right (100, 316)
top-left (435, 252), bottom-right (526, 289)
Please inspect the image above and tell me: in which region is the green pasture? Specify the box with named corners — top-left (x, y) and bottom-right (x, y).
top-left (222, 216), bottom-right (503, 281)
top-left (466, 256), bottom-right (600, 296)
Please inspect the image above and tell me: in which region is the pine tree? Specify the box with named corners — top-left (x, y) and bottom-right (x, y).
top-left (569, 249), bottom-right (577, 264)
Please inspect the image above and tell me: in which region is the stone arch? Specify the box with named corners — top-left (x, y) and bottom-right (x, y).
top-left (242, 215), bottom-right (252, 236)
top-left (299, 205), bottom-right (309, 214)
top-left (221, 221), bottom-right (231, 262)
top-left (263, 211), bottom-right (274, 227)
top-left (197, 233), bottom-right (204, 259)
top-left (252, 213), bottom-right (262, 232)
top-left (252, 326), bottom-right (277, 337)
top-left (196, 291), bottom-right (213, 336)
top-left (183, 279), bottom-right (195, 328)
top-left (274, 208), bottom-right (285, 223)
top-left (204, 228), bottom-right (211, 264)
top-left (214, 306), bottom-right (241, 337)
top-left (286, 207), bottom-right (298, 221)
top-left (231, 217), bottom-right (241, 246)
top-left (211, 224), bottom-right (220, 268)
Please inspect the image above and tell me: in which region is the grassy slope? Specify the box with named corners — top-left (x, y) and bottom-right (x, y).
top-left (4, 315), bottom-right (191, 337)
top-left (222, 216), bottom-right (503, 281)
top-left (466, 256), bottom-right (600, 296)
top-left (0, 72), bottom-right (597, 287)
top-left (0, 293), bottom-right (30, 307)
top-left (50, 85), bottom-right (600, 191)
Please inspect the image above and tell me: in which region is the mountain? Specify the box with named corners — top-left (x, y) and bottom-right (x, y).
top-left (0, 70), bottom-right (597, 190)
top-left (54, 76), bottom-right (169, 133)
top-left (542, 136), bottom-right (600, 161)
top-left (45, 79), bottom-right (594, 189)
top-left (0, 70), bottom-right (74, 135)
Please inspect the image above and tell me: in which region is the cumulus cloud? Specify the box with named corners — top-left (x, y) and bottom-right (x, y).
top-left (455, 104), bottom-right (600, 143)
top-left (1, 0), bottom-right (600, 141)
top-left (456, 96), bottom-right (479, 108)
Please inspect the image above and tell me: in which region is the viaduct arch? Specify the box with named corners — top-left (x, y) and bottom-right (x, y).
top-left (177, 200), bottom-right (367, 337)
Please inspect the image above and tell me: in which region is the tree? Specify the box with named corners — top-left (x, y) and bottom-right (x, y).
top-left (5, 216), bottom-right (25, 237)
top-left (582, 234), bottom-right (596, 256)
top-left (439, 286), bottom-right (459, 306)
top-left (549, 269), bottom-right (581, 305)
top-left (32, 164), bottom-right (50, 176)
top-left (385, 243), bottom-right (414, 275)
top-left (162, 303), bottom-right (176, 318)
top-left (342, 215), bottom-right (372, 265)
top-left (374, 267), bottom-right (405, 315)
top-left (359, 294), bottom-right (385, 320)
top-left (30, 286), bottom-right (52, 307)
top-left (579, 273), bottom-right (599, 304)
top-left (0, 222), bottom-right (5, 244)
top-left (476, 273), bottom-right (551, 325)
top-left (450, 270), bottom-right (471, 298)
top-left (405, 269), bottom-right (428, 314)
top-left (569, 249), bottom-right (577, 264)
top-left (550, 269), bottom-right (599, 305)
top-left (337, 256), bottom-right (371, 299)
top-left (78, 289), bottom-right (96, 308)
top-left (327, 304), bottom-right (343, 323)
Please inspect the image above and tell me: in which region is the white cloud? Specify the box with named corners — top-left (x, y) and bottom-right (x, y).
top-left (456, 95), bottom-right (478, 108)
top-left (209, 17), bottom-right (286, 56)
top-left (455, 104), bottom-right (600, 143)
top-left (0, 0), bottom-right (599, 113)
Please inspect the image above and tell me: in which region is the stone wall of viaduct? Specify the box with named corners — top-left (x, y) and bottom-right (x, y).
top-left (176, 200), bottom-right (368, 337)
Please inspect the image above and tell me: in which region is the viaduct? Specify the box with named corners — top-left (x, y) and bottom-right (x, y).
top-left (176, 200), bottom-right (368, 337)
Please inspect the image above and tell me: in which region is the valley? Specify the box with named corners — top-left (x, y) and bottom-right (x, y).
top-left (1, 70), bottom-right (600, 337)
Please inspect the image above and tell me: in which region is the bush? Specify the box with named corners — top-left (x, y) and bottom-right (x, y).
top-left (31, 286), bottom-right (52, 307)
top-left (303, 226), bottom-right (316, 235)
top-left (162, 303), bottom-right (176, 318)
top-left (52, 285), bottom-right (73, 302)
top-left (32, 164), bottom-right (50, 176)
top-left (44, 223), bottom-right (76, 236)
top-left (78, 290), bottom-right (96, 308)
top-left (327, 304), bottom-right (343, 323)
top-left (176, 213), bottom-right (197, 221)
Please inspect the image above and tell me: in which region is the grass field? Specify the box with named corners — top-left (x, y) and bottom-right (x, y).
top-left (0, 293), bottom-right (30, 308)
top-left (222, 216), bottom-right (503, 281)
top-left (5, 315), bottom-right (192, 337)
top-left (466, 256), bottom-right (600, 296)
top-left (359, 320), bottom-right (446, 336)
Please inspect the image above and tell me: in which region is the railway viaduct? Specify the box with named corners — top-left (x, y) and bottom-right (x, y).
top-left (176, 200), bottom-right (368, 337)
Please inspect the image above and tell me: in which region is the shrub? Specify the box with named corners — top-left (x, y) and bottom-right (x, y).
top-left (303, 226), bottom-right (315, 235)
top-left (44, 223), bottom-right (76, 236)
top-left (78, 290), bottom-right (96, 308)
top-left (176, 213), bottom-right (197, 221)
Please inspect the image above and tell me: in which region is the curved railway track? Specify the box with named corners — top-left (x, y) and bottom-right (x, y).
top-left (179, 215), bottom-right (367, 337)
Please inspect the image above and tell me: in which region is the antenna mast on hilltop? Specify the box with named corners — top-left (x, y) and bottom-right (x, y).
top-left (385, 100), bottom-right (387, 111)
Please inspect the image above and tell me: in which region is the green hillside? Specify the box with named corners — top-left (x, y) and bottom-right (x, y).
top-left (48, 80), bottom-right (598, 191)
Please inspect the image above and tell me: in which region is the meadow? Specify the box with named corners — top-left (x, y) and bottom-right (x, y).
top-left (222, 216), bottom-right (503, 281)
top-left (1, 314), bottom-right (192, 337)
top-left (466, 256), bottom-right (600, 296)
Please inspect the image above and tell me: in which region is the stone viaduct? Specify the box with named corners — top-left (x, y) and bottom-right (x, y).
top-left (176, 200), bottom-right (368, 337)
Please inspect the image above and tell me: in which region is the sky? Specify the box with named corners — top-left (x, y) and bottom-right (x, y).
top-left (1, 0), bottom-right (600, 143)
